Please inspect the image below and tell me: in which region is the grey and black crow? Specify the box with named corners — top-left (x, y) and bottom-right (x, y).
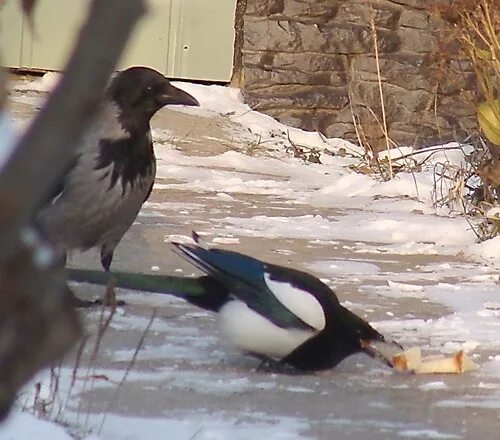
top-left (36, 66), bottom-right (199, 305)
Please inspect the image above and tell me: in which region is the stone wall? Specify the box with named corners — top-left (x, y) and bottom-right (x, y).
top-left (237, 0), bottom-right (477, 150)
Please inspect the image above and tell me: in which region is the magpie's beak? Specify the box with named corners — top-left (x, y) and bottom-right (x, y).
top-left (360, 338), bottom-right (402, 368)
top-left (157, 83), bottom-right (200, 107)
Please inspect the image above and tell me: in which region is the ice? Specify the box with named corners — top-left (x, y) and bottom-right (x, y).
top-left (5, 74), bottom-right (499, 440)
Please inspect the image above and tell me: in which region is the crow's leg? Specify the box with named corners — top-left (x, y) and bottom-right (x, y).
top-left (98, 250), bottom-right (125, 307)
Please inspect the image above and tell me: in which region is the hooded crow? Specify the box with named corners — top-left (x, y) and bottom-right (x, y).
top-left (172, 233), bottom-right (399, 372)
top-left (36, 66), bottom-right (199, 306)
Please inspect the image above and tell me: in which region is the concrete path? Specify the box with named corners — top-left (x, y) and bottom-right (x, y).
top-left (8, 86), bottom-right (500, 439)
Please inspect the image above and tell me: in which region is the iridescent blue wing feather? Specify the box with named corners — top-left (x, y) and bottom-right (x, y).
top-left (172, 242), bottom-right (313, 330)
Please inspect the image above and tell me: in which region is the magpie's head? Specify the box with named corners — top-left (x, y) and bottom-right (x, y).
top-left (108, 66), bottom-right (199, 129)
top-left (336, 307), bottom-right (400, 368)
top-left (356, 320), bottom-right (403, 368)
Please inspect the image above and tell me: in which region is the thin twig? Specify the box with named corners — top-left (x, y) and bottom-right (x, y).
top-left (81, 304), bottom-right (117, 430)
top-left (56, 335), bottom-right (89, 423)
top-left (369, 5), bottom-right (392, 179)
top-left (343, 55), bottom-right (369, 157)
top-left (97, 309), bottom-right (157, 435)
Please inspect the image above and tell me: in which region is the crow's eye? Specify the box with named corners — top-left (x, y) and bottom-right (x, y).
top-left (145, 85), bottom-right (154, 95)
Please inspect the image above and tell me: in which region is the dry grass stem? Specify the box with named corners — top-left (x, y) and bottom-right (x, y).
top-left (97, 309), bottom-right (157, 435)
top-left (369, 5), bottom-right (393, 179)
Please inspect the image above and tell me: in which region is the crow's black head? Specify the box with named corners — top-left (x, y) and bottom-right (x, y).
top-left (107, 66), bottom-right (199, 132)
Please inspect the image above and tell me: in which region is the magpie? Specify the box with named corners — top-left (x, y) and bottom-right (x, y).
top-left (36, 66), bottom-right (199, 306)
top-left (171, 233), bottom-right (399, 372)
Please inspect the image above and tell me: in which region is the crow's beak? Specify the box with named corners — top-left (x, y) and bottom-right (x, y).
top-left (157, 82), bottom-right (200, 107)
top-left (360, 339), bottom-right (399, 368)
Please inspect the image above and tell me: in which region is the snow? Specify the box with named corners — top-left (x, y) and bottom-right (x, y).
top-left (149, 102), bottom-right (495, 264)
top-left (308, 260), bottom-right (381, 276)
top-left (13, 72), bottom-right (62, 93)
top-left (397, 429), bottom-right (461, 439)
top-left (217, 213), bottom-right (476, 253)
top-left (0, 412), bottom-right (73, 440)
top-left (418, 381), bottom-right (449, 391)
top-left (6, 73), bottom-right (500, 439)
top-left (465, 235), bottom-right (500, 261)
top-left (95, 413), bottom-right (310, 440)
top-left (0, 407), bottom-right (309, 440)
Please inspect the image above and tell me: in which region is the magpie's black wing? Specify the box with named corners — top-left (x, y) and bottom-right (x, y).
top-left (172, 241), bottom-right (315, 331)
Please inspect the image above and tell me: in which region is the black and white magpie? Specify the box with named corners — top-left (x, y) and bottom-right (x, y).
top-left (36, 66), bottom-right (199, 305)
top-left (172, 233), bottom-right (398, 372)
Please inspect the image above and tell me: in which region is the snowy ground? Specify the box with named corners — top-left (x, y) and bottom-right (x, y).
top-left (1, 74), bottom-right (499, 439)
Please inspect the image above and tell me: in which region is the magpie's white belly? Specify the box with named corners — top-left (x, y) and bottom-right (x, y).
top-left (218, 300), bottom-right (316, 359)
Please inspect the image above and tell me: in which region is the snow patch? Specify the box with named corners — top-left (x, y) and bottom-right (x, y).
top-left (14, 72), bottom-right (62, 93)
top-left (0, 412), bottom-right (73, 440)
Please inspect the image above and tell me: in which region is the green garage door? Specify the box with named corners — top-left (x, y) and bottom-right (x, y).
top-left (0, 0), bottom-right (236, 82)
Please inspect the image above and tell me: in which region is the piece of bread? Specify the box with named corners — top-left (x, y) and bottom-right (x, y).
top-left (392, 347), bottom-right (478, 374)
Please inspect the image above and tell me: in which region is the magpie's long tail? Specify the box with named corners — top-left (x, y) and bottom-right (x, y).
top-left (67, 268), bottom-right (228, 312)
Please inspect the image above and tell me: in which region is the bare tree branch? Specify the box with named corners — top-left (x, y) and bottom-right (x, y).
top-left (0, 234), bottom-right (78, 420)
top-left (0, 0), bottom-right (146, 421)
